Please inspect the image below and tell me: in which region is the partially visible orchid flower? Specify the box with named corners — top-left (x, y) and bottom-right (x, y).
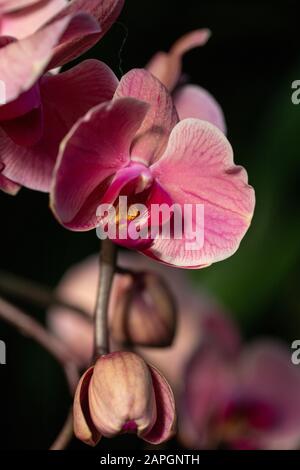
top-left (0, 0), bottom-right (124, 193)
top-left (147, 29), bottom-right (226, 133)
top-left (73, 351), bottom-right (176, 446)
top-left (181, 340), bottom-right (300, 450)
top-left (48, 252), bottom-right (179, 367)
top-left (48, 251), bottom-right (240, 393)
top-left (51, 67), bottom-right (255, 267)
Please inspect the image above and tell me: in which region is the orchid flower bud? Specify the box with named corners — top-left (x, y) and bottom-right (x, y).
top-left (73, 351), bottom-right (176, 446)
top-left (110, 271), bottom-right (177, 347)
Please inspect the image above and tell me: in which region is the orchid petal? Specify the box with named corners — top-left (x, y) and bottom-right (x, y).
top-left (0, 0), bottom-right (42, 13)
top-left (1, 106), bottom-right (43, 146)
top-left (174, 85), bottom-right (226, 133)
top-left (0, 0), bottom-right (43, 13)
top-left (51, 97), bottom-right (149, 228)
top-left (89, 352), bottom-right (156, 438)
top-left (73, 366), bottom-right (101, 447)
top-left (47, 0), bottom-right (124, 68)
top-left (46, 12), bottom-right (100, 69)
top-left (148, 119), bottom-right (255, 268)
top-left (0, 163), bottom-right (20, 194)
top-left (0, 60), bottom-right (117, 191)
top-left (0, 15), bottom-right (71, 104)
top-left (115, 69), bottom-right (178, 165)
top-left (0, 82), bottom-right (41, 121)
top-left (147, 29), bottom-right (211, 91)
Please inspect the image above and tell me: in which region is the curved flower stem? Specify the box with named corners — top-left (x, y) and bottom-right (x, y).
top-left (94, 239), bottom-right (117, 360)
top-left (0, 270), bottom-right (91, 321)
top-left (0, 296), bottom-right (80, 449)
top-left (50, 408), bottom-right (73, 450)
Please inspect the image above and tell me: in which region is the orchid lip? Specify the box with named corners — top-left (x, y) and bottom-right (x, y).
top-left (100, 163), bottom-right (154, 207)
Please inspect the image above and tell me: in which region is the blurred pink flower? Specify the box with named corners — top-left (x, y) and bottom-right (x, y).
top-left (48, 251), bottom-right (240, 394)
top-left (0, 0), bottom-right (124, 193)
top-left (73, 351), bottom-right (176, 446)
top-left (182, 340), bottom-right (300, 449)
top-left (51, 67), bottom-right (255, 267)
top-left (147, 29), bottom-right (226, 133)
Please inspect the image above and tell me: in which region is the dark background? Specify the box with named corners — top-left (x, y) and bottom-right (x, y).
top-left (0, 0), bottom-right (299, 449)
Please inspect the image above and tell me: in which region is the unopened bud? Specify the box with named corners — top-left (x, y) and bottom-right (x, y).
top-left (73, 351), bottom-right (176, 446)
top-left (111, 272), bottom-right (177, 347)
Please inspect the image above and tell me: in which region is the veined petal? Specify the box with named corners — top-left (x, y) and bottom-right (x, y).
top-left (115, 69), bottom-right (178, 166)
top-left (147, 119), bottom-right (255, 268)
top-left (51, 97), bottom-right (149, 229)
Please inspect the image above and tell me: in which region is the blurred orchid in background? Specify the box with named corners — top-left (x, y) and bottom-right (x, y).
top-left (3, 0), bottom-right (287, 454)
top-left (48, 251), bottom-right (239, 389)
top-left (48, 252), bottom-right (179, 367)
top-left (182, 339), bottom-right (300, 450)
top-left (49, 251), bottom-right (300, 450)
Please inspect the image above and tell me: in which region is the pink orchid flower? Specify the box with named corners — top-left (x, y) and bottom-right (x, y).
top-left (147, 29), bottom-right (226, 133)
top-left (0, 0), bottom-right (124, 193)
top-left (51, 67), bottom-right (255, 268)
top-left (74, 351), bottom-right (176, 446)
top-left (182, 340), bottom-right (300, 449)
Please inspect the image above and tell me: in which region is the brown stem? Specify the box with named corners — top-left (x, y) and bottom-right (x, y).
top-left (0, 296), bottom-right (80, 449)
top-left (50, 409), bottom-right (73, 450)
top-left (94, 239), bottom-right (117, 360)
top-left (0, 270), bottom-right (91, 321)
